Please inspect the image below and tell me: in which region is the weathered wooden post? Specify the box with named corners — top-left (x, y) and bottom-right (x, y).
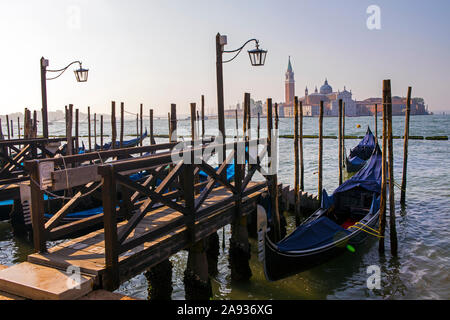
top-left (170, 104), bottom-right (177, 142)
top-left (201, 95), bottom-right (205, 138)
top-left (401, 87), bottom-right (412, 205)
top-left (33, 110), bottom-right (37, 138)
top-left (386, 80), bottom-right (398, 256)
top-left (94, 113), bottom-right (97, 148)
top-left (136, 113), bottom-right (139, 140)
top-left (379, 81), bottom-right (388, 254)
top-left (100, 115), bottom-right (104, 150)
top-left (338, 99), bottom-right (343, 185)
top-left (190, 103), bottom-right (196, 141)
top-left (342, 102), bottom-right (346, 161)
top-left (150, 109), bottom-right (155, 144)
top-left (266, 98), bottom-right (281, 242)
top-left (299, 101), bottom-right (304, 191)
top-left (75, 108), bottom-right (79, 152)
top-left (100, 165), bottom-right (119, 291)
top-left (167, 112), bottom-right (171, 142)
top-left (26, 160), bottom-right (46, 253)
top-left (294, 96), bottom-right (301, 224)
top-left (145, 259), bottom-right (173, 300)
top-left (88, 106), bottom-right (92, 152)
top-left (111, 101), bottom-right (117, 149)
top-left (10, 118), bottom-right (14, 138)
top-left (140, 103), bottom-right (143, 147)
top-left (66, 104), bottom-right (73, 156)
top-left (235, 109), bottom-right (239, 140)
top-left (318, 101), bottom-right (324, 203)
top-left (6, 115), bottom-right (10, 140)
top-left (257, 111), bottom-right (260, 140)
top-left (17, 117), bottom-right (21, 140)
top-left (374, 103), bottom-right (378, 141)
top-left (120, 103), bottom-right (124, 148)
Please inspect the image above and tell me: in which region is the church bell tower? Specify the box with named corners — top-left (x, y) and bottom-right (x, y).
top-left (285, 56), bottom-right (295, 106)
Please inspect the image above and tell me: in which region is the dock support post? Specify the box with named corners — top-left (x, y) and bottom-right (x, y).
top-left (386, 80), bottom-right (398, 256)
top-left (400, 87), bottom-right (412, 206)
top-left (27, 160), bottom-right (46, 253)
top-left (342, 102), bottom-right (346, 163)
top-left (6, 115), bottom-right (10, 140)
top-left (379, 81), bottom-right (389, 254)
top-left (206, 231), bottom-right (219, 276)
top-left (318, 101), bottom-right (324, 203)
top-left (338, 99), bottom-right (343, 185)
top-left (102, 165), bottom-right (119, 291)
top-left (184, 239), bottom-right (211, 300)
top-left (294, 96), bottom-right (301, 225)
top-left (145, 259), bottom-right (173, 300)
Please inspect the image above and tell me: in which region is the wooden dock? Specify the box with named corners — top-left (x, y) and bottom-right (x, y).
top-left (0, 138), bottom-right (272, 299)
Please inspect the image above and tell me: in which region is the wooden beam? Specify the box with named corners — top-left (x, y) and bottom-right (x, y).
top-left (379, 80), bottom-right (388, 254)
top-left (318, 101), bottom-right (323, 203)
top-left (400, 87), bottom-right (412, 205)
top-left (338, 99), bottom-right (343, 185)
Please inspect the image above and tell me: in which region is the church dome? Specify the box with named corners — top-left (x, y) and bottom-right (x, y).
top-left (320, 79), bottom-right (333, 94)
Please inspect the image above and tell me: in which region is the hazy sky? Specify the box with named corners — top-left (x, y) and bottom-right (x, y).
top-left (1, 0), bottom-right (449, 116)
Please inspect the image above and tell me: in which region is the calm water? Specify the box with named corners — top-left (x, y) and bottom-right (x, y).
top-left (0, 114), bottom-right (449, 299)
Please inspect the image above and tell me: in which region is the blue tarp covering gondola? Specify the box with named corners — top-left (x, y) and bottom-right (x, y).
top-left (335, 143), bottom-right (382, 196)
top-left (95, 129), bottom-right (148, 150)
top-left (277, 216), bottom-right (350, 251)
top-left (348, 127), bottom-right (376, 165)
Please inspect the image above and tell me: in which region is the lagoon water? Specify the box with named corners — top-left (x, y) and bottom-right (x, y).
top-left (1, 114), bottom-right (449, 299)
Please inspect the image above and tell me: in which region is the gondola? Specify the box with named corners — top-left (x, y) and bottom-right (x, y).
top-left (262, 144), bottom-right (382, 281)
top-left (95, 129), bottom-right (148, 150)
top-left (344, 126), bottom-right (376, 173)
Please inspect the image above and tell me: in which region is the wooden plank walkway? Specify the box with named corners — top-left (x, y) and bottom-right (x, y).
top-left (27, 181), bottom-right (266, 286)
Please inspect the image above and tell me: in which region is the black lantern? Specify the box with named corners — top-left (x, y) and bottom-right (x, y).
top-left (248, 44), bottom-right (267, 66)
top-left (74, 65), bottom-right (89, 82)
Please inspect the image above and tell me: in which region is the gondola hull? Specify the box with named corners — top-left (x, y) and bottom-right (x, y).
top-left (263, 209), bottom-right (379, 281)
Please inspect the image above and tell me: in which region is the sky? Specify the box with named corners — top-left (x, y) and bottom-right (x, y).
top-left (0, 0), bottom-right (449, 116)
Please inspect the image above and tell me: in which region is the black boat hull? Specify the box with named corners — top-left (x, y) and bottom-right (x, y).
top-left (263, 210), bottom-right (379, 281)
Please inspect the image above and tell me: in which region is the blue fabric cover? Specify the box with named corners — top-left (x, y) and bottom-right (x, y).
top-left (349, 127), bottom-right (376, 160)
top-left (95, 130), bottom-right (148, 150)
top-left (321, 189), bottom-right (334, 210)
top-left (277, 216), bottom-right (350, 251)
top-left (348, 155), bottom-right (365, 166)
top-left (334, 144), bottom-right (382, 196)
top-left (44, 206), bottom-right (104, 219)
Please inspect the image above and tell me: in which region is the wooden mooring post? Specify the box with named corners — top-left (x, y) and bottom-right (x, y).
top-left (338, 99), bottom-right (343, 185)
top-left (94, 113), bottom-right (97, 148)
top-left (10, 117), bottom-right (14, 138)
top-left (342, 102), bottom-right (346, 161)
top-left (140, 103), bottom-right (143, 147)
top-left (66, 105), bottom-right (73, 156)
top-left (88, 107), bottom-right (92, 152)
top-left (401, 87), bottom-right (412, 206)
top-left (386, 80), bottom-right (398, 256)
top-left (17, 117), bottom-right (21, 140)
top-left (294, 96), bottom-right (301, 223)
top-left (379, 80), bottom-right (389, 254)
top-left (266, 98), bottom-right (281, 242)
top-left (111, 101), bottom-right (117, 149)
top-left (100, 115), bottom-right (104, 150)
top-left (75, 108), bottom-right (79, 153)
top-left (6, 115), bottom-right (10, 140)
top-left (201, 95), bottom-right (205, 138)
top-left (318, 101), bottom-right (324, 203)
top-left (120, 103), bottom-right (124, 148)
top-left (374, 103), bottom-right (378, 141)
top-left (170, 104), bottom-right (177, 142)
top-left (299, 101), bottom-right (304, 190)
top-left (150, 109), bottom-right (155, 144)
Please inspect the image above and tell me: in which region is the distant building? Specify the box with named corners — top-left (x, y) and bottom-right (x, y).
top-left (356, 97), bottom-right (429, 116)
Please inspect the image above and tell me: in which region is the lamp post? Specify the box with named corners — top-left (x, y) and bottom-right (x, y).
top-left (40, 57), bottom-right (89, 138)
top-left (215, 33), bottom-right (267, 164)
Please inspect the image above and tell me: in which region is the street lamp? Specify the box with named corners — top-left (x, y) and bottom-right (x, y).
top-left (215, 33), bottom-right (267, 164)
top-left (40, 57), bottom-right (89, 138)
